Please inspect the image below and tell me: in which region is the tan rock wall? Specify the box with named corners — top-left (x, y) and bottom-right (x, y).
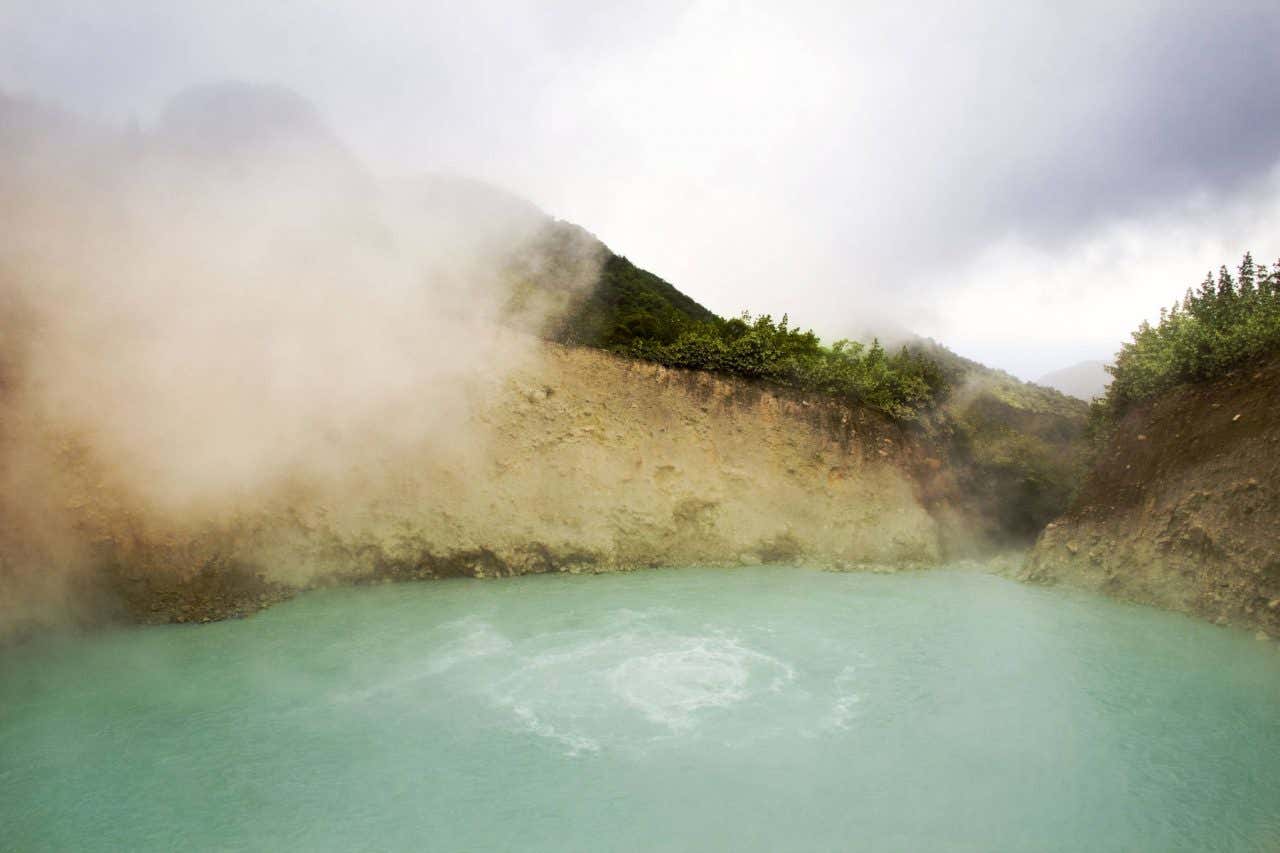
top-left (2, 344), bottom-right (941, 635)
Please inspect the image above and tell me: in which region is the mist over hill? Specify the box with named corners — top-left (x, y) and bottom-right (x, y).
top-left (1038, 360), bottom-right (1111, 401)
top-left (0, 81), bottom-right (1089, 638)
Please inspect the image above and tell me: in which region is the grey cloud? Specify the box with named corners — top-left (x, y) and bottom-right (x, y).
top-left (799, 2), bottom-right (1280, 279)
top-left (996, 4), bottom-right (1280, 241)
top-left (4, 0), bottom-right (1280, 376)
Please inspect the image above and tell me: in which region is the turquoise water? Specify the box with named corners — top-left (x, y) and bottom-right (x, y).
top-left (3, 566), bottom-right (1280, 852)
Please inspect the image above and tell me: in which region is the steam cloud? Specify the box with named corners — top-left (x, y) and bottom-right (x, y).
top-left (0, 83), bottom-right (603, 636)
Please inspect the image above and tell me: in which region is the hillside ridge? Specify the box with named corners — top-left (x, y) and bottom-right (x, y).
top-left (1025, 352), bottom-right (1280, 635)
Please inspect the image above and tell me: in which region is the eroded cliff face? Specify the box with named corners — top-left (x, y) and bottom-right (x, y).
top-left (1, 344), bottom-right (944, 638)
top-left (0, 88), bottom-right (1086, 641)
top-left (1025, 355), bottom-right (1280, 635)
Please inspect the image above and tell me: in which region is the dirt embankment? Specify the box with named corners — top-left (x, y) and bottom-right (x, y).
top-left (1025, 354), bottom-right (1280, 635)
top-left (2, 344), bottom-right (952, 639)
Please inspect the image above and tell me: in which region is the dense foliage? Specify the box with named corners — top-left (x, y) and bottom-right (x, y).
top-left (549, 253), bottom-right (947, 419)
top-left (622, 313), bottom-right (947, 420)
top-left (1096, 252), bottom-right (1280, 424)
top-left (555, 254), bottom-right (717, 349)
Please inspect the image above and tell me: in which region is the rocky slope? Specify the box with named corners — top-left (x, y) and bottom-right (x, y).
top-left (0, 84), bottom-right (1087, 641)
top-left (1025, 354), bottom-right (1280, 636)
top-left (2, 343), bottom-right (951, 639)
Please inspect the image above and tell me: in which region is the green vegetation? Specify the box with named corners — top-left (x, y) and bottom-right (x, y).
top-left (556, 254), bottom-right (717, 348)
top-left (553, 253), bottom-right (946, 419)
top-left (948, 394), bottom-right (1087, 540)
top-left (623, 314), bottom-right (947, 420)
top-left (894, 338), bottom-right (1088, 539)
top-left (904, 338), bottom-right (1086, 420)
top-left (525, 228), bottom-right (1087, 537)
top-left (1096, 252), bottom-right (1280, 425)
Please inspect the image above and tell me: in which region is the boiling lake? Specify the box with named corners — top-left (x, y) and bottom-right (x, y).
top-left (3, 565), bottom-right (1279, 851)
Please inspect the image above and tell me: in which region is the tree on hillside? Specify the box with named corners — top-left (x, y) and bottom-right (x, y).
top-left (1238, 252), bottom-right (1256, 296)
top-left (1095, 251), bottom-right (1280, 427)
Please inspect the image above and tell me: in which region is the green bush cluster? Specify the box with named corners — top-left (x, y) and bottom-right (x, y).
top-left (621, 313), bottom-right (948, 420)
top-left (546, 247), bottom-right (946, 418)
top-left (555, 254), bottom-right (717, 348)
top-left (1096, 252), bottom-right (1280, 424)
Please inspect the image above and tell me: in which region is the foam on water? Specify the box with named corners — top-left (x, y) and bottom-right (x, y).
top-left (606, 636), bottom-right (773, 728)
top-left (823, 664), bottom-right (863, 731)
top-left (484, 615), bottom-right (797, 752)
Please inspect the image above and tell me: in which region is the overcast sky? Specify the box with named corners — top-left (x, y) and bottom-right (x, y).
top-left (5, 0), bottom-right (1280, 378)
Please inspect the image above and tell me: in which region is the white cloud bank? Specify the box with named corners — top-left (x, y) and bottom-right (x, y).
top-left (4, 0), bottom-right (1280, 378)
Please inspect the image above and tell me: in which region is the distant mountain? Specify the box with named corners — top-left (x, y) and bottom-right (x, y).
top-left (157, 81), bottom-right (351, 166)
top-left (1038, 360), bottom-right (1111, 401)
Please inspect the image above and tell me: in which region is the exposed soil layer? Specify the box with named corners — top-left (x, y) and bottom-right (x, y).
top-left (1, 342), bottom-right (1087, 640)
top-left (108, 562), bottom-right (295, 625)
top-left (1026, 354), bottom-right (1280, 635)
top-left (2, 345), bottom-right (943, 638)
